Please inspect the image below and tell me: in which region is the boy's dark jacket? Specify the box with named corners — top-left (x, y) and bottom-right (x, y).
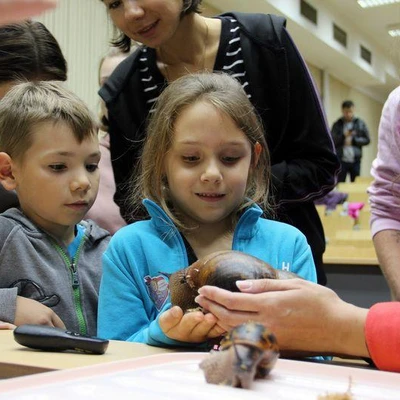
top-left (99, 12), bottom-right (340, 284)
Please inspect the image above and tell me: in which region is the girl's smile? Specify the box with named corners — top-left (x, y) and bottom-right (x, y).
top-left (196, 192), bottom-right (225, 202)
top-left (164, 100), bottom-right (253, 229)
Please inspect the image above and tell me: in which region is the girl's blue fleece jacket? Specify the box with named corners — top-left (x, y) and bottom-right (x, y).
top-left (98, 199), bottom-right (317, 346)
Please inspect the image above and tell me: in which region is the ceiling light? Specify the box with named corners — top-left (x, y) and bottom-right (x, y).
top-left (388, 24), bottom-right (400, 36)
top-left (358, 0), bottom-right (400, 7)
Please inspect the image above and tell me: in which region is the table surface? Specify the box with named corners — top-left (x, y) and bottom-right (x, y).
top-left (0, 329), bottom-right (373, 380)
top-left (323, 244), bottom-right (379, 265)
top-left (0, 329), bottom-right (174, 379)
top-left (0, 352), bottom-right (396, 399)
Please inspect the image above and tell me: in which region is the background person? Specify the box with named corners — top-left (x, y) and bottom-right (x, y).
top-left (0, 0), bottom-right (57, 25)
top-left (99, 0), bottom-right (339, 286)
top-left (84, 47), bottom-right (129, 234)
top-left (368, 86), bottom-right (400, 301)
top-left (331, 100), bottom-right (370, 183)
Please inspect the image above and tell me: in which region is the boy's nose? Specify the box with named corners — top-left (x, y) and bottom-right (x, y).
top-left (70, 173), bottom-right (91, 192)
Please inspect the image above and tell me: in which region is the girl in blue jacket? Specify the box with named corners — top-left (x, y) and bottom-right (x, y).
top-left (98, 72), bottom-right (317, 347)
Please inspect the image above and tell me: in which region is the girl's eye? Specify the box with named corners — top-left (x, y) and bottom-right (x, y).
top-left (86, 164), bottom-right (99, 173)
top-left (182, 156), bottom-right (199, 163)
top-left (49, 164), bottom-right (66, 172)
top-left (222, 156), bottom-right (240, 164)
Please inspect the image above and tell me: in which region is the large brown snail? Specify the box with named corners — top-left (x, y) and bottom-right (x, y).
top-left (199, 321), bottom-right (279, 389)
top-left (169, 250), bottom-right (298, 312)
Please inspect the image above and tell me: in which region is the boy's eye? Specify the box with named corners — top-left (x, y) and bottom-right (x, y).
top-left (86, 164), bottom-right (99, 173)
top-left (49, 164), bottom-right (66, 172)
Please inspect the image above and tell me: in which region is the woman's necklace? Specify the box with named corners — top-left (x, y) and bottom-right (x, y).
top-left (159, 19), bottom-right (209, 82)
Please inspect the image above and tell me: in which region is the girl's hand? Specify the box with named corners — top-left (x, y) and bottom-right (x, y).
top-left (159, 306), bottom-right (225, 343)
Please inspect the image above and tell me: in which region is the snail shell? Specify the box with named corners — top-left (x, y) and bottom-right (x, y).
top-left (199, 321), bottom-right (279, 389)
top-left (169, 250), bottom-right (298, 311)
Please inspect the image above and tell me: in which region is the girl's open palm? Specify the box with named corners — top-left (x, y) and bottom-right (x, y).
top-left (159, 306), bottom-right (225, 343)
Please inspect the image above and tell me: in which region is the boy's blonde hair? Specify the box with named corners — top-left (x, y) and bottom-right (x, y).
top-left (0, 81), bottom-right (97, 162)
top-left (132, 72), bottom-right (273, 230)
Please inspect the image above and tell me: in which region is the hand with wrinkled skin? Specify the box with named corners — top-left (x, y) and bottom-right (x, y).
top-left (0, 0), bottom-right (58, 25)
top-left (196, 278), bottom-right (369, 358)
top-left (14, 296), bottom-right (65, 328)
top-left (159, 305), bottom-right (226, 343)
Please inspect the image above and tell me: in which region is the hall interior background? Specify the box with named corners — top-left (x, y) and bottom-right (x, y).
top-left (36, 0), bottom-right (400, 307)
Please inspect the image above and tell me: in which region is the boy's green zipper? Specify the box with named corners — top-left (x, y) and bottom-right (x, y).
top-left (52, 236), bottom-right (88, 334)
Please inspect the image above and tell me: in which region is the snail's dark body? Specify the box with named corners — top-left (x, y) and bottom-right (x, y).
top-left (169, 250), bottom-right (297, 311)
top-left (199, 321), bottom-right (279, 389)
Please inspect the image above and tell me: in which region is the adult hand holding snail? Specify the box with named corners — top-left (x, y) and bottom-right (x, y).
top-left (161, 250), bottom-right (298, 344)
top-left (196, 278), bottom-right (370, 359)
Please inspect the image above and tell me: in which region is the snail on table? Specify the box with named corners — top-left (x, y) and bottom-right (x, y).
top-left (168, 250), bottom-right (297, 389)
top-left (199, 321), bottom-right (279, 389)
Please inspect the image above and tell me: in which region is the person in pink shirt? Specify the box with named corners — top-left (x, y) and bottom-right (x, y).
top-left (368, 86), bottom-right (400, 301)
top-left (0, 0), bottom-right (57, 25)
top-left (195, 278), bottom-right (400, 373)
top-left (85, 48), bottom-right (130, 234)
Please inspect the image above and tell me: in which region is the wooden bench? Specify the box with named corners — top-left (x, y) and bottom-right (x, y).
top-left (323, 244), bottom-right (378, 265)
top-left (336, 182), bottom-right (369, 203)
top-left (354, 176), bottom-right (373, 184)
top-left (316, 205), bottom-right (377, 265)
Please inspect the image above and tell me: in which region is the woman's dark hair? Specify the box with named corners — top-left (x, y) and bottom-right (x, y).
top-left (0, 20), bottom-right (67, 83)
top-left (110, 0), bottom-right (203, 53)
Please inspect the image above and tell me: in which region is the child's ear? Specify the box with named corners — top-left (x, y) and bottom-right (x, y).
top-left (253, 142), bottom-right (262, 167)
top-left (0, 152), bottom-right (17, 191)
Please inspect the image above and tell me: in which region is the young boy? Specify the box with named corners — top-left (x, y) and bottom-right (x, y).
top-left (0, 81), bottom-right (110, 335)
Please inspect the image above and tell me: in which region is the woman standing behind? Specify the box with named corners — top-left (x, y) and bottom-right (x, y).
top-left (99, 0), bottom-right (339, 285)
top-left (0, 20), bottom-right (67, 213)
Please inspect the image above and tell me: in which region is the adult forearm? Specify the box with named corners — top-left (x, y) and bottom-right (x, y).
top-left (373, 230), bottom-right (400, 300)
top-left (196, 279), bottom-right (370, 357)
top-left (331, 301), bottom-right (369, 358)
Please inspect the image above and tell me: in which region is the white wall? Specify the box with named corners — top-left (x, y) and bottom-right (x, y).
top-left (36, 0), bottom-right (112, 114)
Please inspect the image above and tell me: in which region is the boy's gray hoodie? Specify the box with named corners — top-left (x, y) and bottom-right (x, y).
top-left (0, 208), bottom-right (110, 336)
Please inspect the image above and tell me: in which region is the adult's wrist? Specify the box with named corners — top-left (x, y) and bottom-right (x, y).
top-left (332, 302), bottom-right (369, 357)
